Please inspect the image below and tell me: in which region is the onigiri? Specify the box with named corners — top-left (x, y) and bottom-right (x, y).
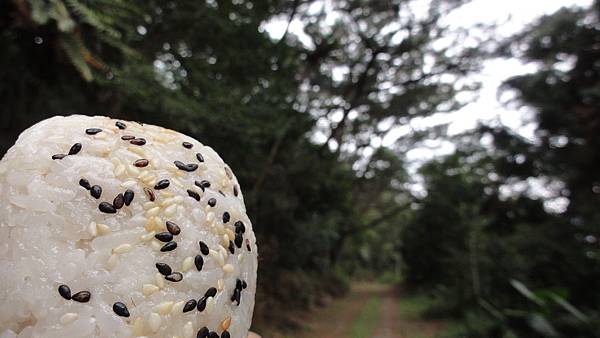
top-left (0, 115), bottom-right (258, 338)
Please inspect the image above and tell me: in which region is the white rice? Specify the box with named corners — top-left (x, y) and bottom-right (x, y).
top-left (0, 115), bottom-right (257, 338)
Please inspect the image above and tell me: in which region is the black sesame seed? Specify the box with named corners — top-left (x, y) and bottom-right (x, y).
top-left (228, 241), bottom-right (235, 254)
top-left (68, 143), bottom-right (82, 155)
top-left (199, 241), bottom-right (209, 255)
top-left (156, 262), bottom-right (172, 276)
top-left (222, 212), bottom-right (230, 223)
top-left (85, 128), bottom-right (102, 135)
top-left (183, 299), bottom-right (197, 313)
top-left (207, 198), bottom-right (216, 207)
top-left (236, 279), bottom-right (242, 290)
top-left (246, 239), bottom-right (252, 252)
top-left (134, 159), bottom-right (149, 167)
top-left (222, 331), bottom-right (231, 338)
top-left (182, 142), bottom-right (193, 149)
top-left (113, 302), bottom-right (130, 317)
top-left (224, 167), bottom-right (233, 179)
top-left (234, 221), bottom-right (245, 234)
top-left (58, 284), bottom-right (71, 300)
top-left (166, 221), bottom-right (181, 235)
top-left (234, 288), bottom-right (241, 305)
top-left (197, 296), bottom-right (207, 312)
top-left (121, 135), bottom-right (135, 141)
top-left (90, 185), bottom-right (102, 199)
top-left (165, 272), bottom-right (183, 282)
top-left (233, 185), bottom-right (239, 197)
top-left (99, 202), bottom-right (116, 214)
top-left (160, 241), bottom-right (177, 252)
top-left (242, 280), bottom-right (247, 289)
top-left (234, 233), bottom-right (243, 248)
top-left (154, 179), bottom-right (170, 190)
top-left (197, 326), bottom-right (209, 338)
top-left (204, 287), bottom-right (217, 298)
top-left (218, 190), bottom-right (226, 197)
top-left (123, 189), bottom-right (134, 206)
top-left (113, 193), bottom-right (124, 209)
top-left (174, 161), bottom-right (198, 172)
top-left (130, 138), bottom-right (146, 146)
top-left (79, 178), bottom-right (91, 190)
top-left (144, 187), bottom-right (155, 201)
top-left (155, 232), bottom-right (173, 242)
top-left (187, 189), bottom-right (200, 201)
top-left (52, 154), bottom-right (67, 160)
top-left (115, 121), bottom-right (127, 129)
top-left (196, 153), bottom-right (204, 163)
top-left (195, 180), bottom-right (210, 190)
top-left (209, 332), bottom-right (219, 338)
top-left (72, 290), bottom-right (91, 303)
top-left (194, 254), bottom-right (204, 271)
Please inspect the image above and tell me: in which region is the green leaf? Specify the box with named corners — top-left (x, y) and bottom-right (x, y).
top-left (58, 35), bottom-right (93, 81)
top-left (49, 0), bottom-right (75, 32)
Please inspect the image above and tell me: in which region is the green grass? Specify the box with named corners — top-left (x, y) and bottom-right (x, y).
top-left (398, 293), bottom-right (435, 320)
top-left (349, 296), bottom-right (382, 338)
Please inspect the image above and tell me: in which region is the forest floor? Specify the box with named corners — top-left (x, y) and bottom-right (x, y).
top-left (286, 282), bottom-right (449, 338)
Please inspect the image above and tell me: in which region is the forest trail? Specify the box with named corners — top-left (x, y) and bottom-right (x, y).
top-left (295, 282), bottom-right (447, 338)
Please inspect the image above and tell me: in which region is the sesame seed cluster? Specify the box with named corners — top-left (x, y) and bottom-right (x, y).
top-left (0, 115), bottom-right (257, 338)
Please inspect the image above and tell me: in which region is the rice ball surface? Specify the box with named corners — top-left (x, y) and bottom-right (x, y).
top-left (0, 115), bottom-right (257, 338)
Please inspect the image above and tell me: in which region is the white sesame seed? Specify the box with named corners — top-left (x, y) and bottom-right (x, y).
top-left (88, 222), bottom-right (97, 237)
top-left (174, 196), bottom-right (184, 203)
top-left (219, 246), bottom-right (228, 259)
top-left (155, 273), bottom-right (165, 288)
top-left (127, 164), bottom-right (140, 176)
top-left (205, 297), bottom-right (215, 315)
top-left (217, 279), bottom-right (224, 291)
top-left (112, 243), bottom-right (132, 254)
top-left (145, 206), bottom-right (161, 217)
top-left (133, 317), bottom-right (144, 336)
top-left (140, 231), bottom-right (156, 242)
top-left (60, 313), bottom-right (79, 325)
top-left (206, 212), bottom-right (215, 223)
top-left (164, 204), bottom-right (177, 216)
top-left (238, 253), bottom-right (245, 262)
top-left (157, 301), bottom-right (174, 315)
top-left (148, 313), bottom-right (161, 333)
top-left (143, 202), bottom-right (156, 210)
top-left (96, 223), bottom-right (111, 235)
top-left (150, 240), bottom-right (162, 251)
top-left (142, 284), bottom-right (159, 296)
top-left (222, 264), bottom-right (234, 274)
top-left (160, 191), bottom-right (175, 198)
top-left (225, 229), bottom-right (235, 241)
top-left (221, 316), bottom-right (231, 331)
top-left (160, 197), bottom-right (177, 207)
top-left (183, 321), bottom-right (194, 338)
top-left (121, 180), bottom-right (137, 188)
top-left (128, 146), bottom-right (145, 156)
top-left (182, 256), bottom-right (194, 272)
top-left (221, 234), bottom-right (229, 247)
top-left (171, 177), bottom-right (183, 188)
top-left (209, 250), bottom-right (225, 266)
top-left (171, 300), bottom-right (185, 315)
top-left (114, 164), bottom-right (126, 177)
top-left (106, 253), bottom-right (119, 270)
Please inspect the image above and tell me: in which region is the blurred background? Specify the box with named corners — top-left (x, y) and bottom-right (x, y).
top-left (1, 0), bottom-right (599, 337)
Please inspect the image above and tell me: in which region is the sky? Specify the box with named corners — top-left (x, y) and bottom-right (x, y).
top-left (264, 0), bottom-right (592, 210)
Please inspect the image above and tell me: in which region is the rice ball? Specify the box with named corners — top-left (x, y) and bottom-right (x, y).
top-left (0, 115), bottom-right (257, 338)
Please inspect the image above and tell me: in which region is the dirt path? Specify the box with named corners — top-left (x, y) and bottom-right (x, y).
top-left (295, 283), bottom-right (379, 338)
top-left (296, 283), bottom-right (446, 338)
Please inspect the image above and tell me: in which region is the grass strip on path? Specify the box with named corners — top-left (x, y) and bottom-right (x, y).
top-left (350, 296), bottom-right (383, 338)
